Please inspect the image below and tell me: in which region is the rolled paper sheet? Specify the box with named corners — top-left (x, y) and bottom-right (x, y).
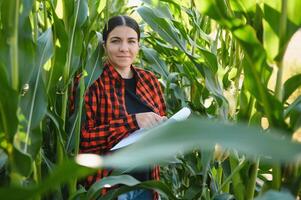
top-left (76, 153), bottom-right (103, 168)
top-left (111, 107), bottom-right (191, 150)
top-left (169, 107), bottom-right (191, 121)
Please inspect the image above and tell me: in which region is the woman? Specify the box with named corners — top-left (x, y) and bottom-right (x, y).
top-left (78, 15), bottom-right (167, 200)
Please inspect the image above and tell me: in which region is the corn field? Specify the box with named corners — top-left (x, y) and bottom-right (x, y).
top-left (0, 0), bottom-right (301, 199)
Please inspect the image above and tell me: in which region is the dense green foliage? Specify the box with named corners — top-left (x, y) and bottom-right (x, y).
top-left (0, 0), bottom-right (301, 199)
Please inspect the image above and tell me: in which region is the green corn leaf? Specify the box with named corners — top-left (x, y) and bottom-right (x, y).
top-left (283, 94), bottom-right (301, 130)
top-left (0, 1), bottom-right (16, 39)
top-left (62, 0), bottom-right (74, 30)
top-left (18, 16), bottom-right (35, 87)
top-left (263, 1), bottom-right (301, 61)
top-left (75, 0), bottom-right (88, 27)
top-left (0, 30), bottom-right (10, 83)
top-left (283, 74), bottom-right (301, 103)
top-left (19, 29), bottom-right (53, 160)
top-left (199, 48), bottom-right (218, 73)
top-left (47, 2), bottom-right (68, 95)
top-left (38, 160), bottom-right (96, 195)
top-left (138, 6), bottom-right (186, 52)
top-left (213, 193), bottom-right (235, 200)
top-left (229, 0), bottom-right (256, 14)
top-left (66, 88), bottom-right (81, 154)
top-left (284, 95), bottom-right (301, 118)
top-left (19, 0), bottom-right (34, 26)
top-left (141, 46), bottom-right (169, 79)
top-left (198, 0), bottom-right (285, 126)
top-left (254, 190), bottom-right (295, 200)
top-left (139, 3), bottom-right (227, 115)
top-left (195, 0), bottom-right (244, 29)
top-left (12, 146), bottom-right (32, 177)
top-left (99, 179), bottom-right (178, 200)
top-left (241, 55), bottom-right (283, 125)
top-left (36, 28), bottom-right (54, 75)
top-left (1, 0), bottom-right (21, 90)
top-left (68, 186), bottom-right (87, 200)
top-left (0, 160), bottom-right (95, 200)
top-left (19, 77), bottom-right (47, 137)
top-left (141, 0), bottom-right (173, 19)
top-left (88, 0), bottom-right (100, 21)
top-left (87, 175), bottom-right (140, 199)
top-left (0, 186), bottom-right (35, 200)
top-left (0, 64), bottom-right (18, 142)
top-left (287, 0), bottom-right (301, 26)
top-left (20, 29), bottom-right (53, 129)
top-left (69, 30), bottom-right (83, 82)
top-left (24, 127), bottom-right (42, 161)
top-left (46, 110), bottom-right (67, 151)
top-left (0, 149), bottom-right (8, 170)
top-left (192, 60), bottom-right (228, 116)
top-left (84, 32), bottom-right (104, 89)
top-left (262, 2), bottom-right (281, 61)
top-left (101, 118), bottom-right (301, 170)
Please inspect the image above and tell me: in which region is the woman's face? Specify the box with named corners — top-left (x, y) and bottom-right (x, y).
top-left (105, 26), bottom-right (139, 69)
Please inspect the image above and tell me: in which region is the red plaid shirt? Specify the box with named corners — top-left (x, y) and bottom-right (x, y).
top-left (74, 63), bottom-right (166, 197)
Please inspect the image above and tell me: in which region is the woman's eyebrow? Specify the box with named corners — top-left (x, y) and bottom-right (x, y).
top-left (128, 37), bottom-right (138, 40)
top-left (109, 36), bottom-right (138, 40)
top-left (109, 36), bottom-right (121, 40)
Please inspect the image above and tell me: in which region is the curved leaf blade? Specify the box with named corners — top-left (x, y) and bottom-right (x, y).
top-left (254, 190), bottom-right (295, 200)
top-left (137, 6), bottom-right (186, 52)
top-left (76, 0), bottom-right (88, 27)
top-left (20, 29), bottom-right (53, 155)
top-left (283, 74), bottom-right (301, 102)
top-left (0, 160), bottom-right (95, 200)
top-left (90, 177), bottom-right (178, 200)
top-left (0, 65), bottom-right (18, 142)
top-left (87, 175), bottom-right (140, 199)
top-left (141, 46), bottom-right (169, 79)
top-left (101, 118), bottom-right (301, 169)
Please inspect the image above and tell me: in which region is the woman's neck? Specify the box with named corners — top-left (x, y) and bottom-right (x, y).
top-left (114, 64), bottom-right (133, 79)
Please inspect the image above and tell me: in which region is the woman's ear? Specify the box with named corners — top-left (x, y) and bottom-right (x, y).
top-left (102, 42), bottom-right (107, 54)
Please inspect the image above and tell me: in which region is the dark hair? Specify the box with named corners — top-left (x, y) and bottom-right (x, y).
top-left (102, 15), bottom-right (140, 43)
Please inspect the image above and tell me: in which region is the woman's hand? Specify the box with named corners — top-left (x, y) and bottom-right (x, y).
top-left (135, 112), bottom-right (167, 129)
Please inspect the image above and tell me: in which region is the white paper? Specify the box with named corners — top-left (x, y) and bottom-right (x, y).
top-left (110, 107), bottom-right (191, 151)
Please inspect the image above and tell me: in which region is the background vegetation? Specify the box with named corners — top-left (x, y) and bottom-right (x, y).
top-left (0, 0), bottom-right (301, 199)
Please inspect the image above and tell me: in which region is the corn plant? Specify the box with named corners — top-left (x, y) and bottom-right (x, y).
top-left (134, 0), bottom-right (301, 199)
top-left (1, 0), bottom-right (301, 200)
top-left (138, 1), bottom-right (300, 199)
top-left (62, 0), bottom-right (301, 199)
top-left (0, 0), bottom-right (130, 199)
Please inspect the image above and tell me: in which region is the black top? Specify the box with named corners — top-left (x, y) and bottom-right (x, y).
top-left (123, 77), bottom-right (152, 182)
top-left (124, 77), bottom-right (153, 114)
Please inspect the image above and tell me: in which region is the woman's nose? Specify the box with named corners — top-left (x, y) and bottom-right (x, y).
top-left (119, 42), bottom-right (129, 51)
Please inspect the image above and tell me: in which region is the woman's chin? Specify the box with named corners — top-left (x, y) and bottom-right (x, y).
top-left (115, 62), bottom-right (132, 68)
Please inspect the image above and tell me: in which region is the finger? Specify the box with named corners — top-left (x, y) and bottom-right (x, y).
top-left (144, 115), bottom-right (156, 128)
top-left (157, 115), bottom-right (168, 123)
top-left (150, 116), bottom-right (159, 126)
top-left (152, 113), bottom-right (163, 122)
top-left (162, 116), bottom-right (168, 121)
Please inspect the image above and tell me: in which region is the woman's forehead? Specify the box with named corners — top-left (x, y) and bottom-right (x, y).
top-left (108, 26), bottom-right (138, 39)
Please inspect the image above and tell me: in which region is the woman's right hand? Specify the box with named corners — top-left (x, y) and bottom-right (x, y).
top-left (135, 112), bottom-right (167, 129)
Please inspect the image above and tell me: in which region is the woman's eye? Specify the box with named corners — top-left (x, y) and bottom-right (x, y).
top-left (129, 40), bottom-right (136, 44)
top-left (111, 40), bottom-right (119, 43)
